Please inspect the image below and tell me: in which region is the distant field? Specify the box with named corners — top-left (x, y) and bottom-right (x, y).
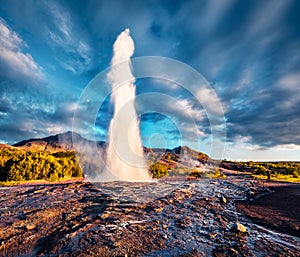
top-left (222, 160), bottom-right (300, 183)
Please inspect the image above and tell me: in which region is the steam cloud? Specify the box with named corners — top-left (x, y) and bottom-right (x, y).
top-left (104, 28), bottom-right (151, 182)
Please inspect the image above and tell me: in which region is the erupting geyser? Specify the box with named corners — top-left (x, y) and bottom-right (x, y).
top-left (105, 28), bottom-right (151, 182)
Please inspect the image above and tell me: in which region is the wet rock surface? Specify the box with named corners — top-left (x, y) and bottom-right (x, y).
top-left (0, 178), bottom-right (299, 257)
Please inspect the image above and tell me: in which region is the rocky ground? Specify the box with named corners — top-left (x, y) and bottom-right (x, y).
top-left (0, 177), bottom-right (299, 257)
top-left (236, 181), bottom-right (300, 238)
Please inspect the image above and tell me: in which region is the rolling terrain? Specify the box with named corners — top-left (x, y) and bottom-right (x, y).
top-left (0, 132), bottom-right (299, 256)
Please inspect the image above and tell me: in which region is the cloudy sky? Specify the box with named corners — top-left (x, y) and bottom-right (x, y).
top-left (0, 0), bottom-right (299, 161)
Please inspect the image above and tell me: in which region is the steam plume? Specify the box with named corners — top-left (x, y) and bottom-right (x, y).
top-left (105, 28), bottom-right (151, 182)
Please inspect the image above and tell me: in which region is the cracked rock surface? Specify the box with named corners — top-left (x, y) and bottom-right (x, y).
top-left (0, 178), bottom-right (299, 256)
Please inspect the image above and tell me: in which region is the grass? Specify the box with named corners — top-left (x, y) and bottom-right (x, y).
top-left (0, 176), bottom-right (80, 187)
top-left (202, 171), bottom-right (226, 179)
top-left (253, 174), bottom-right (300, 183)
top-left (0, 180), bottom-right (47, 187)
top-left (190, 168), bottom-right (226, 179)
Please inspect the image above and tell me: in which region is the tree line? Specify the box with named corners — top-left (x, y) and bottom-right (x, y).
top-left (0, 149), bottom-right (82, 182)
top-left (234, 161), bottom-right (300, 178)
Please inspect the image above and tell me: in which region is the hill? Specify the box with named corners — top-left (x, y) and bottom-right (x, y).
top-left (0, 143), bottom-right (14, 150)
top-left (13, 131), bottom-right (85, 151)
top-left (8, 132), bottom-right (214, 180)
top-left (12, 132), bottom-right (211, 165)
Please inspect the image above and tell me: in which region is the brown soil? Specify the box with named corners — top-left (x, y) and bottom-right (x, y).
top-left (236, 181), bottom-right (300, 238)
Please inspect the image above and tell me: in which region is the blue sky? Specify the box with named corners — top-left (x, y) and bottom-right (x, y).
top-left (0, 0), bottom-right (300, 161)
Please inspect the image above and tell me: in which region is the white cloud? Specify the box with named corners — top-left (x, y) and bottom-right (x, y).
top-left (225, 139), bottom-right (300, 161)
top-left (277, 73), bottom-right (300, 90)
top-left (247, 0), bottom-right (291, 39)
top-left (199, 0), bottom-right (234, 32)
top-left (276, 73), bottom-right (300, 109)
top-left (45, 124), bottom-right (68, 135)
top-left (44, 1), bottom-right (92, 74)
top-left (273, 144), bottom-right (300, 151)
top-left (136, 93), bottom-right (205, 125)
top-left (175, 99), bottom-right (204, 122)
top-left (195, 87), bottom-right (225, 116)
top-left (0, 18), bottom-right (44, 81)
top-left (181, 125), bottom-right (206, 139)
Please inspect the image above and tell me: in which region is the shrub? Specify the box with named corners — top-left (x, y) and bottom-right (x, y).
top-left (213, 167), bottom-right (226, 178)
top-left (0, 149), bottom-right (82, 182)
top-left (49, 172), bottom-right (59, 182)
top-left (254, 165), bottom-right (268, 176)
top-left (150, 163), bottom-right (168, 178)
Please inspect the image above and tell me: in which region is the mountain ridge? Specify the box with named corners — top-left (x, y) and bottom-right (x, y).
top-left (11, 131), bottom-right (210, 160)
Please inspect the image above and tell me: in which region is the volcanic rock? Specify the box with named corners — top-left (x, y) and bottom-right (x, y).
top-left (232, 222), bottom-right (247, 233)
top-left (26, 224), bottom-right (36, 231)
top-left (221, 196), bottom-right (227, 204)
top-left (18, 210), bottom-right (26, 220)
